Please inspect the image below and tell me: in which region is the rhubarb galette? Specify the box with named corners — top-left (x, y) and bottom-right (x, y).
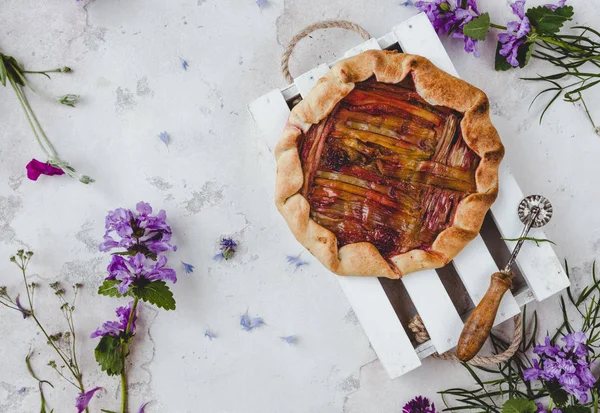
top-left (275, 50), bottom-right (503, 279)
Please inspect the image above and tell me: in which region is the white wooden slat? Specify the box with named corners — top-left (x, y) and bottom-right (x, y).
top-left (393, 13), bottom-right (459, 77)
top-left (491, 163), bottom-right (569, 301)
top-left (294, 63), bottom-right (330, 99)
top-left (402, 269), bottom-right (463, 353)
top-left (337, 276), bottom-right (421, 378)
top-left (453, 235), bottom-right (521, 325)
top-left (343, 38), bottom-right (382, 58)
top-left (247, 89), bottom-right (291, 153)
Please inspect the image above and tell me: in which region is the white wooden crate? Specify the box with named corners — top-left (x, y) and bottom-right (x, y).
top-left (248, 13), bottom-right (570, 378)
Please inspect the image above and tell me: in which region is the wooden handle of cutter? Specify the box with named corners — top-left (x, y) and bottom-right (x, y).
top-left (456, 271), bottom-right (513, 361)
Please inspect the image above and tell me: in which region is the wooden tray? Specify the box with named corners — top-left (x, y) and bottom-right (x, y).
top-left (248, 13), bottom-right (569, 379)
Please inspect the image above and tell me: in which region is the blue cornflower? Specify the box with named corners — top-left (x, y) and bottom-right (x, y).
top-left (182, 261), bottom-right (194, 274)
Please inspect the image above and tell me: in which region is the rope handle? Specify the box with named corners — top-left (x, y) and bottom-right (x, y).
top-left (281, 20), bottom-right (371, 84)
top-left (408, 313), bottom-right (523, 366)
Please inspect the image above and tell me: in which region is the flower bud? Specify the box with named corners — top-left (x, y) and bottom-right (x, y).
top-left (56, 94), bottom-right (80, 107)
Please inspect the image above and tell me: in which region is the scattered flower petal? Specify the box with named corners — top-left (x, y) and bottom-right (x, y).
top-left (401, 0), bottom-right (414, 5)
top-left (180, 57), bottom-right (189, 71)
top-left (545, 0), bottom-right (566, 10)
top-left (182, 261), bottom-right (194, 274)
top-left (286, 254), bottom-right (308, 270)
top-left (26, 159), bottom-right (65, 181)
top-left (240, 310), bottom-right (265, 331)
top-left (75, 386), bottom-right (103, 413)
top-left (204, 329), bottom-right (216, 340)
top-left (138, 401), bottom-right (151, 413)
top-left (159, 131), bottom-right (170, 147)
top-left (256, 0), bottom-right (267, 7)
top-left (15, 295), bottom-right (31, 319)
top-left (280, 335), bottom-right (297, 345)
top-left (18, 387), bottom-right (26, 394)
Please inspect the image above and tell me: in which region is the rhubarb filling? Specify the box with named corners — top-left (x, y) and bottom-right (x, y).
top-left (297, 76), bottom-right (481, 259)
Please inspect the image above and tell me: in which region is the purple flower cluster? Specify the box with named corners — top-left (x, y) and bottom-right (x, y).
top-left (498, 0), bottom-right (532, 67)
top-left (403, 396), bottom-right (438, 413)
top-left (536, 402), bottom-right (562, 413)
top-left (415, 0), bottom-right (482, 56)
top-left (524, 332), bottom-right (595, 403)
top-left (99, 202), bottom-right (177, 294)
top-left (90, 301), bottom-right (138, 338)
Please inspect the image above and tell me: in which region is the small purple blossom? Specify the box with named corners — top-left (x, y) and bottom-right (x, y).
top-left (545, 0), bottom-right (566, 11)
top-left (414, 0), bottom-right (481, 56)
top-left (106, 254), bottom-right (177, 294)
top-left (180, 57), bottom-right (189, 71)
top-left (214, 237), bottom-right (237, 261)
top-left (403, 396), bottom-right (438, 413)
top-left (159, 131), bottom-right (170, 147)
top-left (15, 295), bottom-right (31, 319)
top-left (18, 387), bottom-right (26, 394)
top-left (280, 335), bottom-right (297, 345)
top-left (99, 202), bottom-right (176, 257)
top-left (498, 0), bottom-right (532, 67)
top-left (182, 261), bottom-right (194, 274)
top-left (90, 301), bottom-right (137, 338)
top-left (524, 332), bottom-right (595, 403)
top-left (26, 159), bottom-right (64, 181)
top-left (204, 329), bottom-right (216, 340)
top-left (401, 0), bottom-right (414, 6)
top-left (256, 0), bottom-right (267, 7)
top-left (76, 386), bottom-right (103, 413)
top-left (240, 310), bottom-right (265, 331)
top-left (286, 254), bottom-right (308, 270)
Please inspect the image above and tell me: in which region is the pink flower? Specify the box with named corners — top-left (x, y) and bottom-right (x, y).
top-left (26, 159), bottom-right (64, 181)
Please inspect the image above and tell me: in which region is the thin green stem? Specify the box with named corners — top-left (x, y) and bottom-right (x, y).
top-left (490, 23), bottom-right (507, 30)
top-left (8, 76), bottom-right (50, 158)
top-left (120, 296), bottom-right (139, 413)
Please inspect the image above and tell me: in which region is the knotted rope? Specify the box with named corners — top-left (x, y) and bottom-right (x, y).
top-left (408, 313), bottom-right (523, 365)
top-left (281, 20), bottom-right (371, 83)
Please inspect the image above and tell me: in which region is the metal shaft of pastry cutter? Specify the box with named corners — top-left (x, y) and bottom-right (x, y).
top-left (502, 206), bottom-right (540, 274)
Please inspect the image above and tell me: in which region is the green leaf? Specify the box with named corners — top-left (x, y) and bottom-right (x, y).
top-left (501, 398), bottom-right (537, 413)
top-left (94, 335), bottom-right (124, 376)
top-left (520, 42), bottom-right (535, 68)
top-left (564, 406), bottom-right (592, 413)
top-left (546, 380), bottom-right (569, 407)
top-left (501, 236), bottom-right (556, 247)
top-left (463, 13), bottom-right (491, 40)
top-left (98, 279), bottom-right (125, 298)
top-left (526, 5), bottom-right (574, 35)
top-left (133, 280), bottom-right (176, 310)
top-left (101, 410), bottom-right (118, 413)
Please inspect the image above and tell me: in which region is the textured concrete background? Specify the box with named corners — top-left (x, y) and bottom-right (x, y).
top-left (1, 0), bottom-right (600, 412)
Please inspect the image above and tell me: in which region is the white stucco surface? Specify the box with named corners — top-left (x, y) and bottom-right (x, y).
top-left (1, 0), bottom-right (600, 412)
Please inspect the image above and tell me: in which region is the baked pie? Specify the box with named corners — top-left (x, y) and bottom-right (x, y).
top-left (275, 50), bottom-right (503, 279)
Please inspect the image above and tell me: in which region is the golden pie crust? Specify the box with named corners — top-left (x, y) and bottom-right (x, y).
top-left (274, 50), bottom-right (503, 279)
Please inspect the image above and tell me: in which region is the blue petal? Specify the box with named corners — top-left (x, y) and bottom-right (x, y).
top-left (180, 57), bottom-right (189, 71)
top-left (286, 254), bottom-right (308, 270)
top-left (181, 261), bottom-right (194, 274)
top-left (204, 329), bottom-right (216, 340)
top-left (256, 0), bottom-right (267, 6)
top-left (280, 335), bottom-right (297, 345)
top-left (213, 252), bottom-right (225, 261)
top-left (159, 131), bottom-right (170, 146)
top-left (240, 310), bottom-right (265, 331)
top-left (138, 401), bottom-right (151, 413)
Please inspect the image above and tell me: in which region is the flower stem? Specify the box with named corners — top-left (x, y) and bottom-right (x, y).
top-left (120, 296), bottom-right (139, 413)
top-left (490, 23), bottom-right (507, 30)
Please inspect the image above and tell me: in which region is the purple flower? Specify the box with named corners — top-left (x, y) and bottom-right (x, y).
top-left (182, 261), bottom-right (194, 274)
top-left (106, 253), bottom-right (177, 294)
top-left (90, 301), bottom-right (137, 338)
top-left (403, 396), bottom-right (437, 413)
top-left (240, 310), bottom-right (265, 331)
top-left (498, 0), bottom-right (532, 67)
top-left (524, 333), bottom-right (595, 403)
top-left (76, 386), bottom-right (103, 413)
top-left (545, 0), bottom-right (566, 10)
top-left (26, 159), bottom-right (64, 181)
top-left (99, 202), bottom-right (176, 257)
top-left (414, 0), bottom-right (481, 55)
top-left (15, 295), bottom-right (31, 319)
top-left (214, 237), bottom-right (237, 261)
